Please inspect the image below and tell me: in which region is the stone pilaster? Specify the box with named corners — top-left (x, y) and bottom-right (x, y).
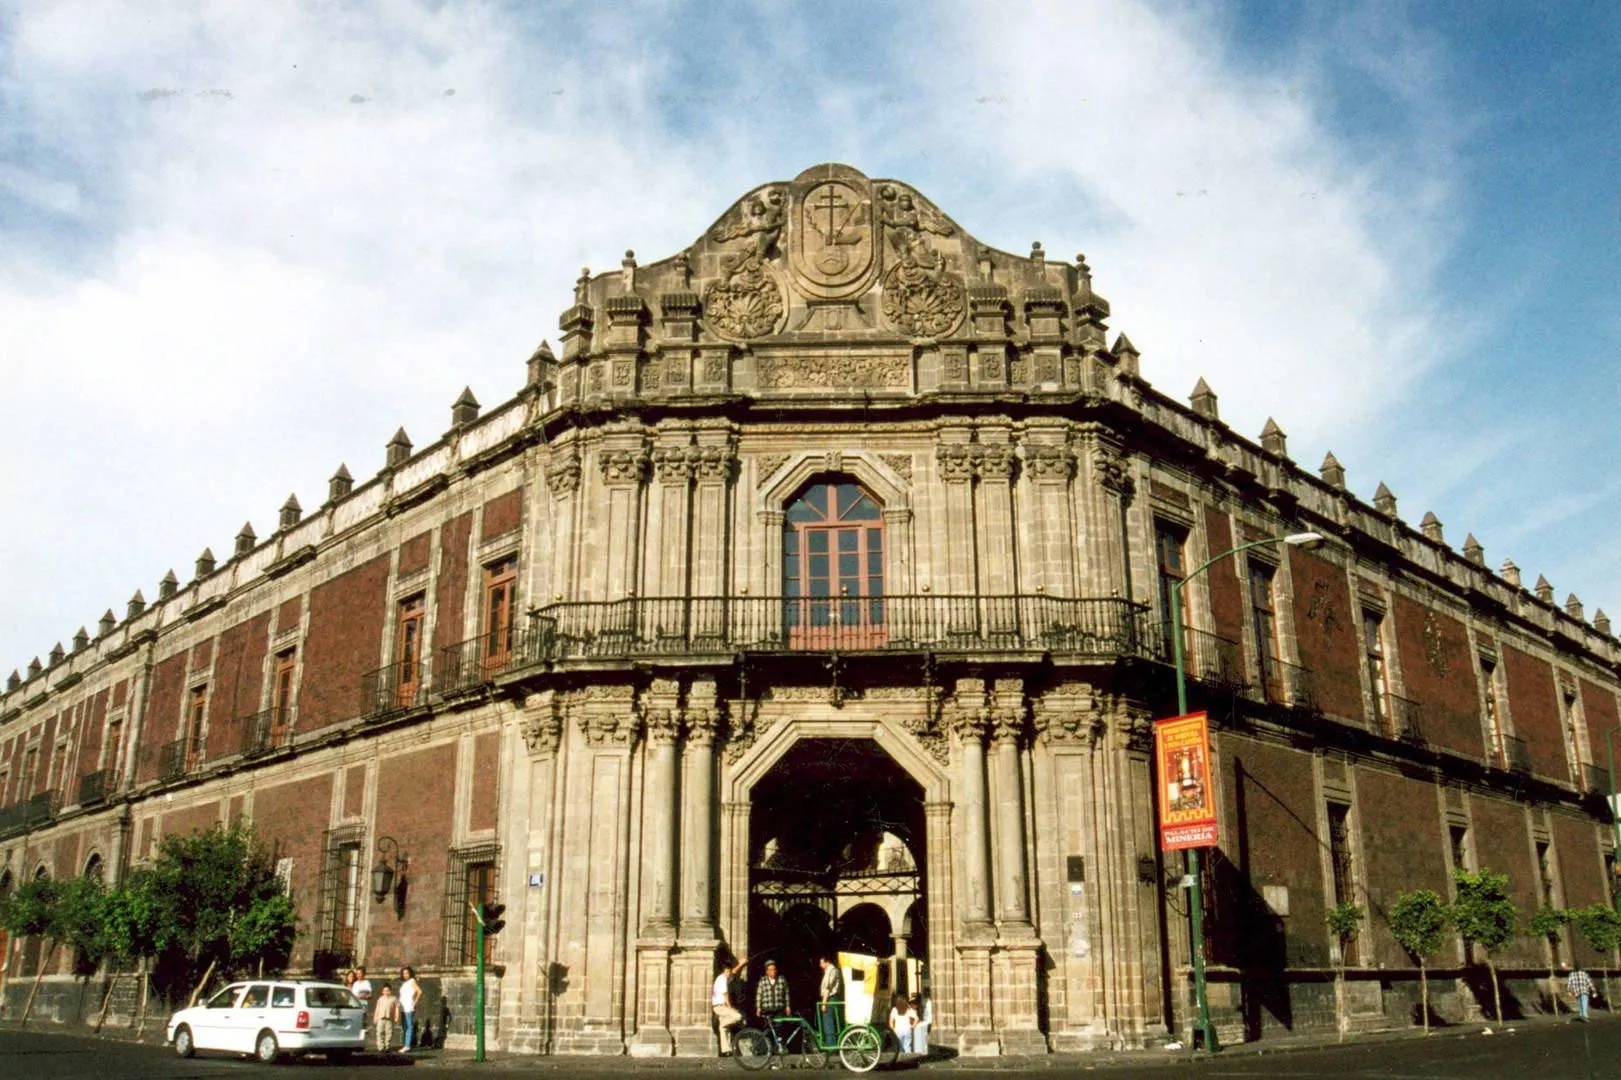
top-left (544, 448), bottom-right (581, 603)
top-left (597, 430), bottom-right (648, 601)
top-left (1022, 428), bottom-right (1077, 597)
top-left (689, 430), bottom-right (736, 641)
top-left (1075, 423), bottom-right (1134, 598)
top-left (671, 679), bottom-right (723, 1056)
top-left (947, 677), bottom-right (998, 1055)
top-left (989, 678), bottom-right (1045, 1054)
top-left (648, 434), bottom-right (695, 600)
top-left (936, 431), bottom-right (978, 601)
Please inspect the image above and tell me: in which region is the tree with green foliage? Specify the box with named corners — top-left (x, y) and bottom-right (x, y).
top-left (0, 875), bottom-right (60, 1027)
top-left (1387, 889), bottom-right (1450, 1033)
top-left (1324, 901), bottom-right (1365, 1041)
top-left (1526, 905), bottom-right (1569, 1016)
top-left (142, 823), bottom-right (298, 1007)
top-left (1570, 904), bottom-right (1621, 1012)
top-left (1450, 868), bottom-right (1519, 1023)
top-left (93, 871), bottom-right (163, 1033)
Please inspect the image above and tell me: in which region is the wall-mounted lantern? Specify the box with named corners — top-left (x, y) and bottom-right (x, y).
top-left (371, 836), bottom-right (408, 912)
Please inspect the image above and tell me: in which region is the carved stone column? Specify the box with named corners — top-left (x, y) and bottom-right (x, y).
top-left (1076, 423), bottom-right (1134, 599)
top-left (648, 437), bottom-right (694, 600)
top-left (690, 431), bottom-right (736, 640)
top-left (672, 679), bottom-right (723, 1056)
top-left (631, 679), bottom-right (681, 1057)
top-left (1022, 429), bottom-right (1077, 597)
top-left (989, 679), bottom-right (1033, 932)
top-left (936, 433), bottom-right (978, 626)
top-left (948, 678), bottom-right (993, 930)
top-left (598, 431), bottom-right (648, 601)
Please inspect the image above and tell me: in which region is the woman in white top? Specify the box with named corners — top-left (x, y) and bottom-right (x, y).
top-left (887, 992), bottom-right (918, 1053)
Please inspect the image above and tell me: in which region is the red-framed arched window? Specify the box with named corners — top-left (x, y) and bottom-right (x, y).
top-left (782, 478), bottom-right (885, 647)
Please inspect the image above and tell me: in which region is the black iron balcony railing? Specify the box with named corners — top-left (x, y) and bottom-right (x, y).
top-left (435, 630), bottom-right (531, 698)
top-left (531, 594), bottom-right (1150, 662)
top-left (359, 661), bottom-right (427, 720)
top-left (77, 768), bottom-right (110, 807)
top-left (0, 791), bottom-right (60, 838)
top-left (1499, 734), bottom-right (1532, 774)
top-left (157, 737), bottom-right (200, 782)
top-left (1388, 694), bottom-right (1423, 743)
top-left (1151, 625), bottom-right (1247, 690)
top-left (1581, 761), bottom-right (1608, 796)
top-left (1257, 656), bottom-right (1318, 712)
top-left (241, 706), bottom-right (295, 758)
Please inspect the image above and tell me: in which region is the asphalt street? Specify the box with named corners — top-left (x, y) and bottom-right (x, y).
top-left (0, 1020), bottom-right (1618, 1079)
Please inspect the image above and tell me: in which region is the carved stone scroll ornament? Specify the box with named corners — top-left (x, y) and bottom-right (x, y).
top-left (1087, 438), bottom-right (1134, 496)
top-left (599, 446), bottom-right (649, 485)
top-left (878, 184), bottom-right (965, 338)
top-left (1023, 444), bottom-right (1076, 483)
top-left (545, 452), bottom-right (582, 496)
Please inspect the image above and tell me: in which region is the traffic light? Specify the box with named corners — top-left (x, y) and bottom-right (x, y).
top-left (480, 901), bottom-right (507, 936)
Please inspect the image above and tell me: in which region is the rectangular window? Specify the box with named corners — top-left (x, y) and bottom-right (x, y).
top-left (442, 844), bottom-right (501, 966)
top-left (395, 595), bottom-right (425, 706)
top-left (1449, 825), bottom-right (1471, 874)
top-left (185, 687), bottom-right (208, 772)
top-left (1362, 609), bottom-right (1390, 728)
top-left (1327, 801), bottom-right (1358, 964)
top-left (1155, 522), bottom-right (1188, 662)
top-left (1248, 561), bottom-right (1280, 701)
top-left (271, 650), bottom-right (297, 739)
top-left (316, 832), bottom-right (364, 970)
top-left (104, 718), bottom-right (124, 787)
top-left (1481, 658), bottom-right (1504, 762)
top-left (482, 558), bottom-right (518, 665)
top-left (22, 747), bottom-right (38, 795)
top-left (1536, 841), bottom-right (1556, 909)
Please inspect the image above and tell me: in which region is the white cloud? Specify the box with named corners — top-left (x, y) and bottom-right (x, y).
top-left (0, 0), bottom-right (1476, 670)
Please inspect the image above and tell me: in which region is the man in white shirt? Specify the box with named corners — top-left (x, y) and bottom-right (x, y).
top-left (711, 957), bottom-right (745, 1055)
top-left (349, 968), bottom-right (374, 1034)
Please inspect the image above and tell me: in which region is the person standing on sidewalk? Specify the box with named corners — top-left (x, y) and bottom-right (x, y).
top-left (711, 956), bottom-right (745, 1056)
top-left (373, 983), bottom-right (401, 1051)
top-left (1567, 965), bottom-right (1596, 1022)
top-left (816, 955), bottom-right (844, 1047)
top-left (398, 967), bottom-right (422, 1050)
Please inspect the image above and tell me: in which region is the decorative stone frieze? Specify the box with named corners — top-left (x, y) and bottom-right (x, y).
top-left (522, 690), bottom-right (563, 755)
top-left (1031, 682), bottom-right (1104, 745)
top-left (546, 452), bottom-right (582, 495)
top-left (571, 683), bottom-right (642, 746)
top-left (1022, 443), bottom-right (1075, 483)
top-left (599, 446), bottom-right (648, 485)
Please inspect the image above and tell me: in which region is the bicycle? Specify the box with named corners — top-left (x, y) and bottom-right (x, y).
top-left (733, 1004), bottom-right (886, 1073)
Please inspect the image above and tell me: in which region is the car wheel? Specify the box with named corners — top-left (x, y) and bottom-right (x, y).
top-left (255, 1030), bottom-right (280, 1064)
top-left (173, 1024), bottom-right (195, 1059)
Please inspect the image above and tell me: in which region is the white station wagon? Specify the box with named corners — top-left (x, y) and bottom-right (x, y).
top-left (167, 979), bottom-right (365, 1063)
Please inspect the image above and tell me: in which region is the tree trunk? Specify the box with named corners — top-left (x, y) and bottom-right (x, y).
top-left (1488, 959), bottom-right (1503, 1024)
top-left (187, 957), bottom-right (218, 1009)
top-left (94, 969), bottom-right (121, 1034)
top-left (1335, 965), bottom-right (1347, 1041)
top-left (1419, 959), bottom-right (1430, 1034)
top-left (1548, 962), bottom-right (1561, 1016)
top-left (21, 942), bottom-right (58, 1028)
top-left (134, 957), bottom-right (149, 1036)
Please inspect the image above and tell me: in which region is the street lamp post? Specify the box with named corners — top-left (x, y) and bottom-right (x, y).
top-left (1168, 530), bottom-right (1323, 1051)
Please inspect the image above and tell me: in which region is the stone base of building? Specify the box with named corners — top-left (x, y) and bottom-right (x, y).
top-left (627, 1024), bottom-right (674, 1057)
top-left (554, 1026), bottom-right (628, 1055)
top-left (670, 1022), bottom-right (717, 1056)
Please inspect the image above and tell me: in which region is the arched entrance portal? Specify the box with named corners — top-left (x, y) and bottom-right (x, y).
top-left (747, 738), bottom-right (925, 1016)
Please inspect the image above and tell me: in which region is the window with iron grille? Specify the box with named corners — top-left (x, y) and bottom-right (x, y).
top-left (315, 825), bottom-right (366, 975)
top-left (442, 843), bottom-right (500, 967)
top-left (1326, 801), bottom-right (1358, 964)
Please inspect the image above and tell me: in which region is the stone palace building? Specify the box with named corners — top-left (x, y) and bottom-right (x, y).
top-left (2, 164), bottom-right (1618, 1052)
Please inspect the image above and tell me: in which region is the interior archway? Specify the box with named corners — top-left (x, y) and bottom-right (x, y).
top-left (747, 737), bottom-right (924, 1015)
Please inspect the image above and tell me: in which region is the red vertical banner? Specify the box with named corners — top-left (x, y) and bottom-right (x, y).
top-left (1156, 711), bottom-right (1219, 851)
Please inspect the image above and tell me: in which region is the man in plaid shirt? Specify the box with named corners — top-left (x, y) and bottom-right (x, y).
top-left (755, 959), bottom-right (792, 1048)
top-left (1567, 965), bottom-right (1596, 1021)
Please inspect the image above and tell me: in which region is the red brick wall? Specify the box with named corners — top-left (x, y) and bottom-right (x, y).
top-left (277, 596), bottom-right (303, 633)
top-left (481, 489), bottom-right (523, 542)
top-left (208, 611), bottom-right (272, 760)
top-left (1502, 645), bottom-right (1565, 780)
top-left (298, 556), bottom-right (391, 731)
top-left (76, 690), bottom-right (108, 783)
top-left (1213, 735), bottom-right (1329, 967)
top-left (1579, 680), bottom-right (1619, 774)
top-left (433, 513), bottom-right (474, 654)
top-left (1288, 549), bottom-right (1363, 721)
top-left (1391, 596), bottom-right (1481, 758)
top-left (1203, 508), bottom-right (1245, 644)
top-left (1552, 815), bottom-right (1607, 966)
top-left (34, 714), bottom-right (57, 797)
top-left (1467, 794), bottom-right (1540, 966)
top-left (137, 652), bottom-right (189, 783)
top-left (369, 744), bottom-right (458, 969)
top-left (191, 639), bottom-right (213, 672)
top-left (163, 799), bottom-right (222, 839)
top-left (1356, 768), bottom-right (1447, 966)
top-left (52, 832), bottom-right (79, 879)
top-left (399, 532), bottom-right (432, 576)
top-left (469, 732), bottom-right (499, 833)
top-left (113, 678), bottom-right (129, 709)
top-left (344, 765), bottom-right (367, 819)
top-left (252, 772), bottom-right (336, 969)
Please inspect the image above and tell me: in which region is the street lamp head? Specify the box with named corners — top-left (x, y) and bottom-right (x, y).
top-left (1284, 532), bottom-right (1325, 550)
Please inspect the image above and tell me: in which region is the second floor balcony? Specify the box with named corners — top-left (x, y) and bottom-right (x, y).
top-left (76, 768), bottom-right (111, 807)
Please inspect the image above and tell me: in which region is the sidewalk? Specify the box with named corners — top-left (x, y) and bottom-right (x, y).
top-left (4, 1008), bottom-right (1612, 1070)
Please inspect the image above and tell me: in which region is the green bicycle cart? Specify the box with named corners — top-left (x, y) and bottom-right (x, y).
top-left (733, 1004), bottom-right (886, 1073)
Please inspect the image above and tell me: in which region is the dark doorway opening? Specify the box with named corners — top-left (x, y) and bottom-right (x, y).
top-left (747, 737), bottom-right (925, 1018)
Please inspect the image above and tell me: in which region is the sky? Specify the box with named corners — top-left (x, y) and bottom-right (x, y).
top-left (1, 0), bottom-right (1617, 674)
